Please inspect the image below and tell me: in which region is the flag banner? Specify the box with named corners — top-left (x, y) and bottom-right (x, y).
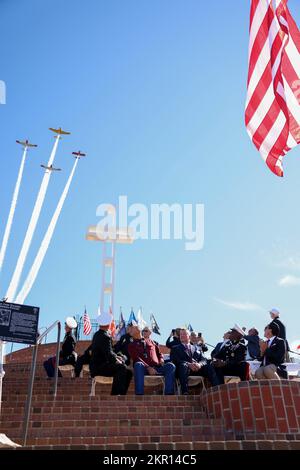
top-left (187, 324), bottom-right (194, 332)
top-left (137, 307), bottom-right (147, 330)
top-left (246, 0), bottom-right (300, 176)
top-left (83, 309), bottom-right (92, 336)
top-left (116, 309), bottom-right (126, 340)
top-left (128, 309), bottom-right (137, 326)
top-left (150, 313), bottom-right (161, 335)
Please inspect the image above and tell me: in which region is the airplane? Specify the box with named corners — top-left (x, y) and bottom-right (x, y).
top-left (16, 139), bottom-right (38, 148)
top-left (40, 164), bottom-right (62, 172)
top-left (49, 127), bottom-right (71, 135)
top-left (72, 150), bottom-right (86, 159)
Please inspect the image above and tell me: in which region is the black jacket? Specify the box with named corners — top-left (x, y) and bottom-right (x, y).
top-left (270, 319), bottom-right (286, 341)
top-left (211, 340), bottom-right (229, 359)
top-left (170, 343), bottom-right (207, 366)
top-left (260, 336), bottom-right (286, 367)
top-left (214, 340), bottom-right (247, 365)
top-left (60, 332), bottom-right (76, 364)
top-left (244, 334), bottom-right (260, 359)
top-left (166, 336), bottom-right (181, 349)
top-left (90, 329), bottom-right (118, 376)
top-left (114, 333), bottom-right (132, 365)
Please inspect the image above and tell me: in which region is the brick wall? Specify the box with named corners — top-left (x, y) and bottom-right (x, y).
top-left (201, 380), bottom-right (300, 440)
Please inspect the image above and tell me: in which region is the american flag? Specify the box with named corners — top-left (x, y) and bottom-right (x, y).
top-left (246, 0), bottom-right (300, 177)
top-left (83, 309), bottom-right (92, 336)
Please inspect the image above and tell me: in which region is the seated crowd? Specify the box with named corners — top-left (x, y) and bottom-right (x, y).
top-left (43, 308), bottom-right (290, 395)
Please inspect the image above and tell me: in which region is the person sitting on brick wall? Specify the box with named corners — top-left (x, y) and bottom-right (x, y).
top-left (128, 323), bottom-right (176, 395)
top-left (211, 324), bottom-right (249, 384)
top-left (255, 323), bottom-right (286, 380)
top-left (43, 317), bottom-right (78, 378)
top-left (89, 311), bottom-right (132, 395)
top-left (170, 328), bottom-right (220, 394)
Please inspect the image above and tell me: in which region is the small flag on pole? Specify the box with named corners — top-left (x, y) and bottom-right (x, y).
top-left (83, 308), bottom-right (92, 336)
top-left (187, 324), bottom-right (194, 332)
top-left (109, 306), bottom-right (116, 338)
top-left (150, 313), bottom-right (161, 335)
top-left (128, 308), bottom-right (137, 326)
top-left (116, 307), bottom-right (126, 340)
top-left (137, 307), bottom-right (147, 329)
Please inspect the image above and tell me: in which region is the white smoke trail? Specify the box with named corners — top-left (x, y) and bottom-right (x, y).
top-left (5, 136), bottom-right (60, 302)
top-left (15, 158), bottom-right (79, 304)
top-left (0, 147), bottom-right (28, 275)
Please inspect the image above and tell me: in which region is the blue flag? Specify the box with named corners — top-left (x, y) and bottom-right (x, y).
top-left (127, 308), bottom-right (137, 326)
top-left (187, 324), bottom-right (194, 332)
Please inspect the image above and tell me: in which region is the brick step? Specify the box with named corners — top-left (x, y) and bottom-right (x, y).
top-left (1, 410), bottom-right (207, 421)
top-left (2, 425), bottom-right (225, 440)
top-left (2, 417), bottom-right (219, 431)
top-left (2, 398), bottom-right (202, 407)
top-left (8, 431), bottom-right (228, 446)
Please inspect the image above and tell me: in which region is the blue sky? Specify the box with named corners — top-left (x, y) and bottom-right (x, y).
top-left (1, 0), bottom-right (300, 349)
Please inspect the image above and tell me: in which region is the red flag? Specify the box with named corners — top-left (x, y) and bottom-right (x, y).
top-left (83, 309), bottom-right (92, 336)
top-left (108, 306), bottom-right (116, 338)
top-left (246, 0), bottom-right (300, 176)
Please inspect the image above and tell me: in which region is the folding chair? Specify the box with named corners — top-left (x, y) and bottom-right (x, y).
top-left (58, 364), bottom-right (75, 377)
top-left (144, 375), bottom-right (165, 393)
top-left (90, 376), bottom-right (113, 396)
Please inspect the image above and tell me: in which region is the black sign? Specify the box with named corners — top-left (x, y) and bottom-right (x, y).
top-left (0, 301), bottom-right (39, 345)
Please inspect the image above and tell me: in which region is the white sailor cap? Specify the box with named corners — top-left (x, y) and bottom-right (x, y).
top-left (97, 311), bottom-right (112, 326)
top-left (65, 317), bottom-right (77, 329)
top-left (230, 323), bottom-right (246, 337)
top-left (269, 308), bottom-right (280, 316)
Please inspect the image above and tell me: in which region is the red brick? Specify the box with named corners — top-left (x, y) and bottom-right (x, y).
top-left (255, 419), bottom-right (267, 433)
top-left (239, 388), bottom-right (251, 408)
top-left (243, 409), bottom-right (254, 430)
top-left (261, 387), bottom-right (273, 406)
top-left (286, 407), bottom-right (298, 429)
top-left (265, 408), bottom-right (277, 430)
top-left (277, 419), bottom-right (288, 433)
top-left (252, 398), bottom-right (264, 419)
top-left (231, 399), bottom-right (242, 420)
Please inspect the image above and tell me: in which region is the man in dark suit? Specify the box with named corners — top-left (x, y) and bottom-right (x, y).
top-left (269, 308), bottom-right (289, 361)
top-left (166, 328), bottom-right (181, 349)
top-left (244, 328), bottom-right (260, 360)
top-left (90, 311), bottom-right (132, 395)
top-left (114, 325), bottom-right (134, 365)
top-left (255, 323), bottom-right (286, 380)
top-left (211, 331), bottom-right (231, 359)
top-left (170, 329), bottom-right (220, 394)
top-left (211, 324), bottom-right (248, 384)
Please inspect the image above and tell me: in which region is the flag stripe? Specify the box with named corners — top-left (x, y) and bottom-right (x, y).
top-left (246, 0), bottom-right (300, 177)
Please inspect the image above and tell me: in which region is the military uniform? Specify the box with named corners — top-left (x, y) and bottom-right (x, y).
top-left (44, 331), bottom-right (77, 378)
top-left (212, 339), bottom-right (248, 384)
top-left (90, 329), bottom-right (132, 395)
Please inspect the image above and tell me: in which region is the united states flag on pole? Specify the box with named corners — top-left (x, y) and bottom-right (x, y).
top-left (246, 0), bottom-right (300, 177)
top-left (83, 309), bottom-right (92, 336)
